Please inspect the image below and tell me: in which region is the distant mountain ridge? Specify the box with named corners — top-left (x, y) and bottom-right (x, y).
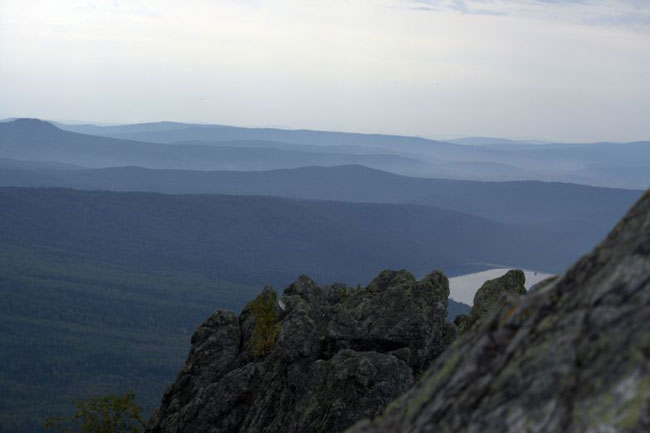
top-left (57, 120), bottom-right (457, 150)
top-left (1, 117), bottom-right (646, 432)
top-left (0, 119), bottom-right (426, 173)
top-left (52, 119), bottom-right (650, 188)
top-left (2, 118), bottom-right (648, 187)
top-left (0, 187), bottom-right (583, 284)
top-left (0, 161), bottom-right (641, 227)
top-left (447, 136), bottom-right (545, 146)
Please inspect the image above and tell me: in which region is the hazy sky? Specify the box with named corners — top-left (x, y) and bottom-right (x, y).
top-left (1, 0), bottom-right (649, 142)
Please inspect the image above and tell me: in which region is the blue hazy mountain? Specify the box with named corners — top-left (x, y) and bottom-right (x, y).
top-left (0, 187), bottom-right (589, 284)
top-left (57, 120), bottom-right (459, 152)
top-left (1, 117), bottom-right (645, 432)
top-left (0, 162), bottom-right (641, 227)
top-left (0, 119), bottom-right (427, 173)
top-left (55, 119), bottom-right (650, 188)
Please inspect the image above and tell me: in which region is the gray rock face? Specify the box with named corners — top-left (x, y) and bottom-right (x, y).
top-left (348, 190), bottom-right (650, 433)
top-left (147, 270), bottom-right (451, 433)
top-left (454, 269), bottom-right (527, 333)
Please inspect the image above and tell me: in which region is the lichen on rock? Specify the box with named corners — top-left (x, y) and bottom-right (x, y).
top-left (455, 269), bottom-right (527, 333)
top-left (247, 288), bottom-right (281, 356)
top-left (347, 189), bottom-right (650, 433)
top-left (147, 270), bottom-right (453, 433)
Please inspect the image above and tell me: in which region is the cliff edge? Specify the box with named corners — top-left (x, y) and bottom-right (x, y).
top-left (349, 190), bottom-right (650, 433)
top-left (148, 270), bottom-right (454, 433)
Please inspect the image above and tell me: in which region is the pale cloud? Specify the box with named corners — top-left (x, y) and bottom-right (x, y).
top-left (402, 0), bottom-right (650, 28)
top-left (0, 0), bottom-right (648, 142)
top-left (76, 0), bottom-right (161, 17)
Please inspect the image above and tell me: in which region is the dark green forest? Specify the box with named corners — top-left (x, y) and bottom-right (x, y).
top-left (0, 162), bottom-right (641, 226)
top-left (0, 244), bottom-right (469, 433)
top-left (0, 188), bottom-right (489, 433)
top-left (0, 187), bottom-right (593, 283)
top-left (0, 242), bottom-right (257, 433)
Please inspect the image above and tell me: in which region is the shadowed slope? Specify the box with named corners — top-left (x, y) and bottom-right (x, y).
top-left (0, 187), bottom-right (578, 286)
top-left (0, 162), bottom-right (641, 225)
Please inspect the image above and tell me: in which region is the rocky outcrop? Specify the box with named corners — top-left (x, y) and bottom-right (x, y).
top-left (348, 190), bottom-right (650, 433)
top-left (147, 270), bottom-right (453, 433)
top-left (454, 269), bottom-right (526, 333)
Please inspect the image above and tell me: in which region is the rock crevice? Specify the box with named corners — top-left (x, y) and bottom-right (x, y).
top-left (148, 270), bottom-right (452, 433)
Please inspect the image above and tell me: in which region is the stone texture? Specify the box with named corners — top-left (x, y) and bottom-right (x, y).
top-left (147, 270), bottom-right (452, 433)
top-left (455, 269), bottom-right (527, 333)
top-left (347, 190), bottom-right (650, 433)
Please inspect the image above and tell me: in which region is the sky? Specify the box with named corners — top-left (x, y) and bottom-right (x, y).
top-left (0, 0), bottom-right (649, 142)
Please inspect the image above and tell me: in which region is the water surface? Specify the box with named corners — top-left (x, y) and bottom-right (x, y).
top-left (449, 268), bottom-right (554, 305)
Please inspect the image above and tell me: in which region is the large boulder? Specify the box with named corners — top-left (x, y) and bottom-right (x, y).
top-left (454, 269), bottom-right (526, 333)
top-left (147, 270), bottom-right (452, 433)
top-left (348, 190), bottom-right (650, 433)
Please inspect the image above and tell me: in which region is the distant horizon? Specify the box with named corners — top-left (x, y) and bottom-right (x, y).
top-left (2, 1), bottom-right (649, 144)
top-left (2, 116), bottom-right (648, 145)
top-left (1, 2), bottom-right (649, 428)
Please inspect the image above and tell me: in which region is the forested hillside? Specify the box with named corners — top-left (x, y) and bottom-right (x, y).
top-left (3, 186), bottom-right (570, 433)
top-left (0, 188), bottom-right (593, 283)
top-left (0, 242), bottom-right (258, 433)
top-left (0, 163), bottom-right (641, 226)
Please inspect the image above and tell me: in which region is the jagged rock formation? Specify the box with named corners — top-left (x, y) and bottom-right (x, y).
top-left (454, 269), bottom-right (526, 333)
top-left (147, 270), bottom-right (453, 433)
top-left (348, 190), bottom-right (650, 433)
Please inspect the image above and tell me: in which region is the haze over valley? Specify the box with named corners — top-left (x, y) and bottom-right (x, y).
top-left (1, 116), bottom-right (646, 431)
top-left (1, 1), bottom-right (649, 432)
top-left (3, 118), bottom-right (648, 188)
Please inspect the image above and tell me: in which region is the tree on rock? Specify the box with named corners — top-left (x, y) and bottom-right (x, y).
top-left (45, 392), bottom-right (146, 433)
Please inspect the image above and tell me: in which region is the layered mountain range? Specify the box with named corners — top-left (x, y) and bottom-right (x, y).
top-left (0, 117), bottom-right (647, 433)
top-left (2, 118), bottom-right (649, 188)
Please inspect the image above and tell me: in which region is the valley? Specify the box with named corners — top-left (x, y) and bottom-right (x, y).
top-left (0, 118), bottom-right (646, 433)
